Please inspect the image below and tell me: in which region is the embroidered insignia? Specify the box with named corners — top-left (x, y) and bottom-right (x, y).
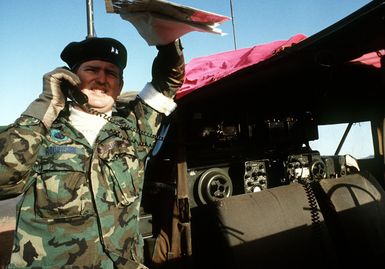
top-left (47, 129), bottom-right (72, 145)
top-left (46, 146), bottom-right (79, 155)
top-left (111, 46), bottom-right (119, 55)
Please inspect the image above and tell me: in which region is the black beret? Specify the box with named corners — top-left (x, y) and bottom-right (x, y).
top-left (60, 37), bottom-right (127, 70)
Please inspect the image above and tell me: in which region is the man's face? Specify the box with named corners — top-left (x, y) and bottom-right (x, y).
top-left (76, 60), bottom-right (123, 113)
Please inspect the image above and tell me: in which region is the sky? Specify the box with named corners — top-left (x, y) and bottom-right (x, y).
top-left (0, 0), bottom-right (372, 126)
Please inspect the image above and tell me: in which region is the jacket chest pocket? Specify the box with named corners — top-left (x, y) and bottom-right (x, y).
top-left (34, 145), bottom-right (93, 220)
top-left (98, 139), bottom-right (146, 207)
top-left (35, 169), bottom-right (92, 220)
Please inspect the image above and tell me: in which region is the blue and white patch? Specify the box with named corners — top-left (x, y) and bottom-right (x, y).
top-left (47, 129), bottom-right (72, 145)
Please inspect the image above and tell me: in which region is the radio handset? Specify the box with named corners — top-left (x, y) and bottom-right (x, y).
top-left (61, 80), bottom-right (88, 107)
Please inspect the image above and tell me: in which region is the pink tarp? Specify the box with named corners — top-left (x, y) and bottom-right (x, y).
top-left (176, 34), bottom-right (307, 100)
top-left (176, 34), bottom-right (383, 100)
top-left (350, 49), bottom-right (384, 68)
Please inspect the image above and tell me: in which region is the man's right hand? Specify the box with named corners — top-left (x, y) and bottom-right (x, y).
top-left (22, 67), bottom-right (80, 128)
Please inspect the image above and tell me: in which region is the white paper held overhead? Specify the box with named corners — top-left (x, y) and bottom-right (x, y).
top-left (105, 0), bottom-right (230, 45)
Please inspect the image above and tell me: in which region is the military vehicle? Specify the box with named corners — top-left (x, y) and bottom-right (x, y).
top-left (141, 1), bottom-right (385, 268)
top-left (1, 1), bottom-right (385, 268)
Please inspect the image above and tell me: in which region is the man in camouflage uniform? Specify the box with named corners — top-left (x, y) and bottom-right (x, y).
top-left (0, 36), bottom-right (184, 268)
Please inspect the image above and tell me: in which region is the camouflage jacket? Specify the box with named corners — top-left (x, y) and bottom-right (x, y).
top-left (0, 41), bottom-right (184, 269)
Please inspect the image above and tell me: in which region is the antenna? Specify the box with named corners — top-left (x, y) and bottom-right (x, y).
top-left (86, 0), bottom-right (95, 38)
top-left (229, 0), bottom-right (237, 50)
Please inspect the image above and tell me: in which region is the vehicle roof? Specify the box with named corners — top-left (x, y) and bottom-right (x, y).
top-left (176, 0), bottom-right (385, 125)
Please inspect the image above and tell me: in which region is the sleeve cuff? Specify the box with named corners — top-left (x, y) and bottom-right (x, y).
top-left (138, 83), bottom-right (177, 116)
